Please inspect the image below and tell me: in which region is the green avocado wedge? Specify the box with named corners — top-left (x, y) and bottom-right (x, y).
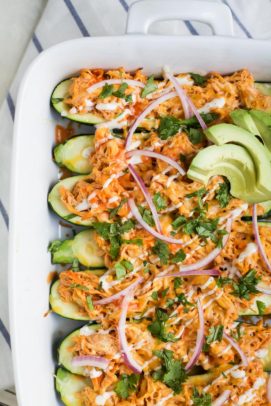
top-left (187, 144), bottom-right (266, 203)
top-left (230, 109), bottom-right (260, 137)
top-left (255, 82), bottom-right (271, 96)
top-left (205, 123), bottom-right (271, 198)
top-left (55, 367), bottom-right (89, 406)
top-left (249, 109), bottom-right (271, 152)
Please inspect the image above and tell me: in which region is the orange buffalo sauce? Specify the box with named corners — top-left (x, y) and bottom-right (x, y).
top-left (55, 123), bottom-right (74, 144)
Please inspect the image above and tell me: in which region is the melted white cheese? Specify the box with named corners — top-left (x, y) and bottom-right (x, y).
top-left (162, 201), bottom-right (183, 213)
top-left (237, 377), bottom-right (265, 405)
top-left (198, 97), bottom-right (225, 114)
top-left (89, 368), bottom-right (103, 378)
top-left (201, 277), bottom-right (214, 290)
top-left (96, 109), bottom-right (131, 130)
top-left (255, 348), bottom-right (268, 359)
top-left (235, 243), bottom-right (258, 263)
top-left (103, 171), bottom-right (125, 189)
top-left (108, 196), bottom-right (119, 204)
top-left (156, 393), bottom-right (174, 406)
top-left (95, 391), bottom-right (114, 405)
top-left (96, 102), bottom-right (121, 111)
top-left (166, 174), bottom-right (179, 188)
top-left (75, 199), bottom-right (91, 211)
top-left (231, 369), bottom-right (246, 379)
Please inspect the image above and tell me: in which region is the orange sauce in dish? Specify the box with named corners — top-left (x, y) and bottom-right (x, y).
top-left (55, 123), bottom-right (74, 144)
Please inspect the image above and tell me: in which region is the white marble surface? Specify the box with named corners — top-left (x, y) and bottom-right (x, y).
top-left (0, 0), bottom-right (47, 105)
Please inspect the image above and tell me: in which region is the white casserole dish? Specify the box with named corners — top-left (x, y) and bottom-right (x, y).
top-left (8, 1), bottom-right (271, 405)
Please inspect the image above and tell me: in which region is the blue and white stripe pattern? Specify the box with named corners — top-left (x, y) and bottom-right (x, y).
top-left (1, 0), bottom-right (271, 400)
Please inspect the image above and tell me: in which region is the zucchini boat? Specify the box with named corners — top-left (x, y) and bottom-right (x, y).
top-left (54, 135), bottom-right (94, 174)
top-left (49, 229), bottom-right (105, 267)
top-left (58, 324), bottom-right (100, 375)
top-left (51, 79), bottom-right (104, 125)
top-left (55, 367), bottom-right (89, 406)
top-left (50, 270), bottom-right (104, 320)
top-left (48, 175), bottom-right (93, 226)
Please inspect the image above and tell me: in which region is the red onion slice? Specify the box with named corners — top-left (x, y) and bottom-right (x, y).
top-left (163, 218), bottom-right (232, 276)
top-left (156, 268), bottom-right (220, 279)
top-left (71, 355), bottom-right (109, 370)
top-left (118, 289), bottom-right (142, 374)
top-left (94, 277), bottom-right (143, 305)
top-left (267, 374), bottom-right (271, 404)
top-left (185, 299), bottom-right (205, 371)
top-left (252, 204), bottom-right (271, 273)
top-left (212, 390), bottom-right (231, 406)
top-left (87, 79), bottom-right (145, 94)
top-left (127, 149), bottom-right (186, 177)
top-left (129, 198), bottom-right (184, 245)
top-left (128, 164), bottom-right (162, 233)
top-left (223, 332), bottom-right (248, 366)
top-left (125, 91), bottom-right (177, 150)
top-left (165, 71), bottom-right (191, 119)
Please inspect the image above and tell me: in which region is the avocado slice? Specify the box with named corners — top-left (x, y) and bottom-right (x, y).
top-left (230, 109), bottom-right (260, 137)
top-left (249, 110), bottom-right (271, 152)
top-left (187, 144), bottom-right (266, 203)
top-left (255, 82), bottom-right (271, 96)
top-left (205, 124), bottom-right (271, 198)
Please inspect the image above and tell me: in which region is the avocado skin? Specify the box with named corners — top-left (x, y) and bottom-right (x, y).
top-left (205, 123), bottom-right (271, 198)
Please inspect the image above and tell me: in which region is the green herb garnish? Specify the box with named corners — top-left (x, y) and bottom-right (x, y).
top-left (188, 128), bottom-right (204, 144)
top-left (189, 72), bottom-right (207, 86)
top-left (148, 308), bottom-right (177, 342)
top-left (152, 349), bottom-right (187, 393)
top-left (171, 249), bottom-right (186, 263)
top-left (141, 75), bottom-right (158, 98)
top-left (215, 181), bottom-right (231, 208)
top-left (115, 374), bottom-right (139, 399)
top-left (86, 295), bottom-right (94, 311)
top-left (256, 300), bottom-right (266, 315)
top-left (109, 198), bottom-right (127, 219)
top-left (152, 240), bottom-right (170, 264)
top-left (153, 192), bottom-right (167, 211)
top-left (192, 387), bottom-right (212, 405)
top-left (99, 83), bottom-right (114, 99)
top-left (232, 269), bottom-right (260, 300)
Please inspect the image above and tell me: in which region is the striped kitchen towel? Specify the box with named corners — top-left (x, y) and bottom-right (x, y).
top-left (1, 0), bottom-right (271, 400)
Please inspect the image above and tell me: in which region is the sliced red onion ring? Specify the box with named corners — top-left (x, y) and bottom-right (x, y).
top-left (128, 164), bottom-right (162, 233)
top-left (125, 91), bottom-right (177, 150)
top-left (185, 299), bottom-right (205, 371)
top-left (118, 288), bottom-right (142, 374)
top-left (156, 268), bottom-right (220, 279)
top-left (87, 79), bottom-right (145, 94)
top-left (129, 198), bottom-right (184, 245)
top-left (94, 277), bottom-right (143, 305)
top-left (223, 332), bottom-right (248, 366)
top-left (71, 355), bottom-right (109, 370)
top-left (165, 71), bottom-right (207, 130)
top-left (127, 149), bottom-right (186, 177)
top-left (165, 71), bottom-right (191, 119)
top-left (252, 204), bottom-right (271, 273)
top-left (212, 390), bottom-right (231, 406)
top-left (162, 218), bottom-right (232, 276)
top-left (267, 374), bottom-right (271, 404)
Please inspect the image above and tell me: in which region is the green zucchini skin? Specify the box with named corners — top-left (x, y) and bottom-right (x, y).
top-left (58, 324), bottom-right (100, 375)
top-left (49, 270), bottom-right (105, 320)
top-left (50, 229), bottom-right (105, 268)
top-left (55, 367), bottom-right (89, 406)
top-left (239, 293), bottom-right (271, 316)
top-left (54, 135), bottom-right (94, 174)
top-left (48, 175), bottom-right (93, 226)
top-left (51, 79), bottom-right (104, 125)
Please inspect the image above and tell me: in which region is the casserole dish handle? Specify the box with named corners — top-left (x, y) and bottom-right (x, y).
top-left (126, 0), bottom-right (234, 36)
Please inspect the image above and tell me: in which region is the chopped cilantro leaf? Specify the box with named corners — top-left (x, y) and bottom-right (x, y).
top-left (113, 82), bottom-right (128, 98)
top-left (189, 72), bottom-right (207, 86)
top-left (86, 295), bottom-right (94, 311)
top-left (152, 349), bottom-right (187, 393)
top-left (70, 283), bottom-right (89, 291)
top-left (192, 387), bottom-right (211, 406)
top-left (138, 206), bottom-right (155, 226)
top-left (256, 300), bottom-right (266, 315)
top-left (215, 181), bottom-right (231, 208)
top-left (174, 277), bottom-right (183, 290)
top-left (188, 128), bottom-right (204, 144)
top-left (148, 308), bottom-right (177, 342)
top-left (115, 262), bottom-right (127, 280)
top-left (151, 291), bottom-right (159, 301)
top-left (48, 240), bottom-right (62, 253)
top-left (231, 269), bottom-right (260, 300)
top-left (153, 192), bottom-right (167, 211)
top-left (172, 215), bottom-right (187, 230)
top-left (109, 198), bottom-right (127, 219)
top-left (206, 325), bottom-right (224, 345)
top-left (123, 238), bottom-right (143, 246)
top-left (115, 374), bottom-right (139, 399)
top-left (99, 83), bottom-right (114, 99)
top-left (171, 249), bottom-right (186, 263)
top-left (161, 287), bottom-right (169, 298)
top-left (152, 240), bottom-right (170, 264)
top-left (158, 116), bottom-right (181, 139)
top-left (141, 75), bottom-right (158, 98)
top-left (216, 277), bottom-right (232, 288)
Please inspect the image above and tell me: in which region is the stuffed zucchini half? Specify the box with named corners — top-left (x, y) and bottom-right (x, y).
top-left (54, 135), bottom-right (94, 174)
top-left (51, 79), bottom-right (104, 125)
top-left (49, 229), bottom-right (105, 268)
top-left (56, 367), bottom-right (89, 406)
top-left (48, 175), bottom-right (93, 226)
top-left (50, 270), bottom-right (104, 320)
